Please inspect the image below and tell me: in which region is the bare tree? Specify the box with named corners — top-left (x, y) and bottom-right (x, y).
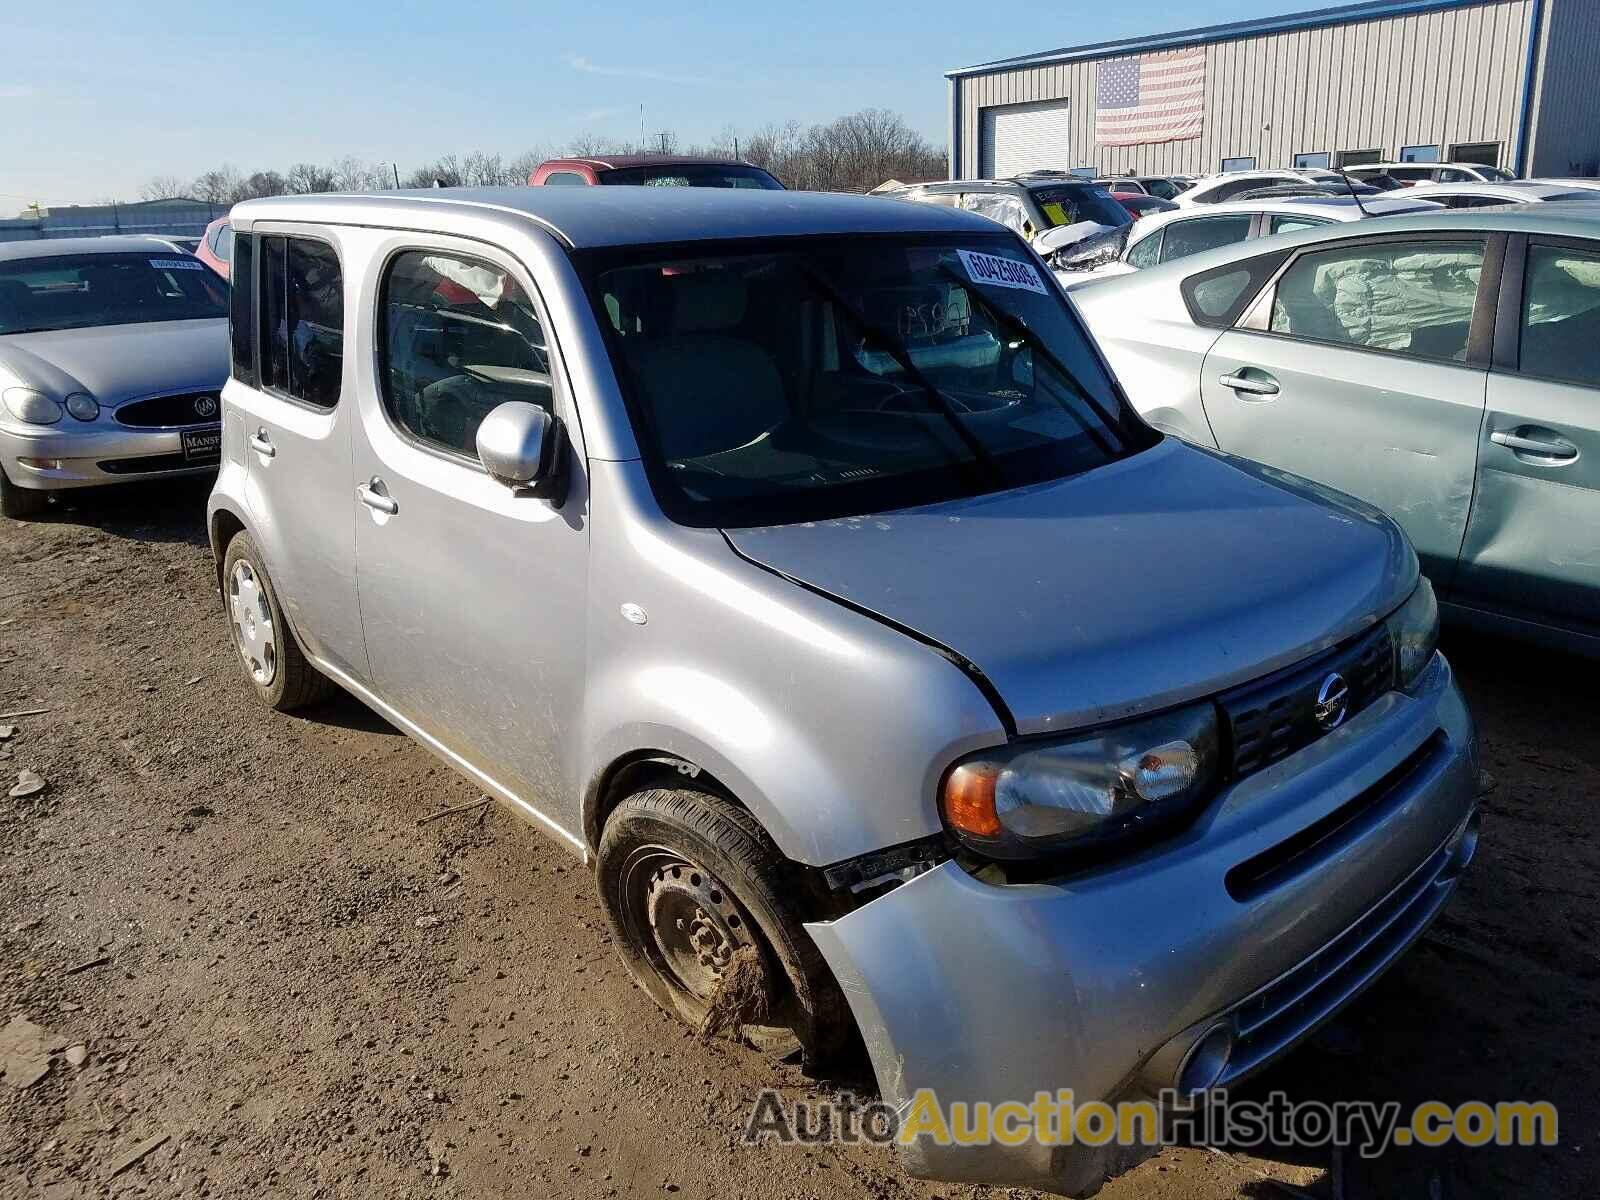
top-left (404, 155), bottom-right (464, 188)
top-left (507, 147), bottom-right (552, 185)
top-left (565, 132), bottom-right (626, 156)
top-left (332, 156), bottom-right (383, 192)
top-left (191, 167), bottom-right (242, 205)
top-left (140, 175), bottom-right (187, 201)
top-left (460, 151), bottom-right (509, 187)
top-left (230, 171), bottom-right (288, 202)
top-left (285, 162), bottom-right (337, 194)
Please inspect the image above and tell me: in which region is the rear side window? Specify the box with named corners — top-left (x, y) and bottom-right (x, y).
top-left (258, 235), bottom-right (344, 408)
top-left (1181, 251), bottom-right (1287, 328)
top-left (1268, 239), bottom-right (1484, 362)
top-left (1160, 215), bottom-right (1254, 264)
top-left (1270, 215), bottom-right (1332, 235)
top-left (378, 250), bottom-right (553, 460)
top-left (1519, 243), bottom-right (1600, 387)
top-left (229, 233), bottom-right (255, 385)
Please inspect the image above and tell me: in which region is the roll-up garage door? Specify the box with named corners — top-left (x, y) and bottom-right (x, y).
top-left (979, 100), bottom-right (1071, 178)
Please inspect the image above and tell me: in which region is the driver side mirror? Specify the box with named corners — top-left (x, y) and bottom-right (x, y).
top-left (476, 401), bottom-right (568, 504)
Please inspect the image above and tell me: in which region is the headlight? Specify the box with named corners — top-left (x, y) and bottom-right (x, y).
top-left (1387, 577), bottom-right (1440, 691)
top-left (942, 702), bottom-right (1222, 862)
top-left (2, 387), bottom-right (63, 425)
top-left (63, 392), bottom-right (99, 421)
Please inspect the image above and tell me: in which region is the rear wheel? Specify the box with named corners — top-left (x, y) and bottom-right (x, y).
top-left (222, 531), bottom-right (333, 711)
top-left (0, 467), bottom-right (49, 519)
top-left (597, 787), bottom-right (852, 1069)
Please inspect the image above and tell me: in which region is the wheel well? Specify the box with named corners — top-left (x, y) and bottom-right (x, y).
top-left (586, 751), bottom-right (745, 852)
top-left (210, 508), bottom-right (246, 596)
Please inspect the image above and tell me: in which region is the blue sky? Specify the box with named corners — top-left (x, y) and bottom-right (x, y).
top-left (3, 0), bottom-right (1296, 208)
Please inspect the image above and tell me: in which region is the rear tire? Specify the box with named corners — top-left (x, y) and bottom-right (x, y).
top-left (597, 787), bottom-right (852, 1071)
top-left (0, 467), bottom-right (49, 519)
top-left (222, 531), bottom-right (333, 711)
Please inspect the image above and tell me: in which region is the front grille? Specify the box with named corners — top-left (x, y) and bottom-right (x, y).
top-left (1219, 828), bottom-right (1459, 1086)
top-left (114, 391), bottom-right (221, 428)
top-left (1221, 625), bottom-right (1394, 777)
top-left (98, 453), bottom-right (198, 475)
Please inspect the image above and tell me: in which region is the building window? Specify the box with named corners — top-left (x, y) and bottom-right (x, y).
top-left (1401, 144), bottom-right (1440, 163)
top-left (1294, 152), bottom-right (1331, 169)
top-left (1449, 141), bottom-right (1502, 167)
top-left (1335, 149), bottom-right (1383, 167)
top-left (1221, 157), bottom-right (1256, 173)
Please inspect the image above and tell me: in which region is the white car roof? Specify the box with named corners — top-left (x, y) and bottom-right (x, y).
top-left (1405, 180), bottom-right (1592, 201)
top-left (1127, 193), bottom-right (1440, 241)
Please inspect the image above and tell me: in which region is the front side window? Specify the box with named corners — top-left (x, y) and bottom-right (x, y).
top-left (229, 234), bottom-right (255, 385)
top-left (579, 233), bottom-right (1156, 527)
top-left (1519, 243), bottom-right (1600, 388)
top-left (0, 252), bottom-right (227, 335)
top-left (1160, 215), bottom-right (1254, 263)
top-left (1444, 194), bottom-right (1512, 209)
top-left (1143, 178), bottom-right (1182, 200)
top-left (1125, 229), bottom-right (1162, 268)
top-left (215, 225), bottom-right (235, 263)
top-left (379, 250), bottom-right (553, 460)
top-left (258, 236), bottom-right (344, 408)
top-left (1269, 239), bottom-right (1484, 362)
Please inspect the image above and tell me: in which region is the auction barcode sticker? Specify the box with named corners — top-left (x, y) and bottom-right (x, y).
top-left (150, 258), bottom-right (205, 270)
top-left (955, 249), bottom-right (1048, 296)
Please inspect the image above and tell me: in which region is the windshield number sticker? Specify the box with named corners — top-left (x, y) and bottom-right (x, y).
top-left (956, 250), bottom-right (1047, 296)
top-left (149, 258), bottom-right (205, 270)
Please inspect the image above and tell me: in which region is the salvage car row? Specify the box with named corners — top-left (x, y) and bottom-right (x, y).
top-left (0, 170), bottom-right (1593, 1197)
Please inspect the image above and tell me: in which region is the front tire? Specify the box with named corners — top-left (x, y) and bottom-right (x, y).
top-left (597, 787), bottom-right (852, 1070)
top-left (222, 531), bottom-right (333, 711)
top-left (0, 467), bottom-right (49, 519)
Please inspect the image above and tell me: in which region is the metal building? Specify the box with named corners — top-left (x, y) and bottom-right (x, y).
top-left (946, 0), bottom-right (1600, 181)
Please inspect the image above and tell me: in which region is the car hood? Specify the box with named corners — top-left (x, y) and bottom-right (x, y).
top-left (0, 319), bottom-right (228, 406)
top-left (725, 440), bottom-right (1416, 735)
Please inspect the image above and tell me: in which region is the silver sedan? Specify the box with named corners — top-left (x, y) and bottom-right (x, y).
top-left (1075, 205), bottom-right (1600, 655)
top-left (0, 236), bottom-right (229, 517)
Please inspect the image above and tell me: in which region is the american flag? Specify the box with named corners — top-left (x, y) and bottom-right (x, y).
top-left (1095, 47), bottom-right (1206, 147)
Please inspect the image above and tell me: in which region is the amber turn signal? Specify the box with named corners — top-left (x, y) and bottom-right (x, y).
top-left (944, 762), bottom-right (1003, 837)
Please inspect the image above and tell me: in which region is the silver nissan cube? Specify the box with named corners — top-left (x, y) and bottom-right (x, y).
top-left (208, 188), bottom-right (1479, 1197)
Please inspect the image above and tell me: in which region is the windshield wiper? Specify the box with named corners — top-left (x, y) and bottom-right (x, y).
top-left (935, 265), bottom-right (1123, 454)
top-left (795, 264), bottom-right (1005, 486)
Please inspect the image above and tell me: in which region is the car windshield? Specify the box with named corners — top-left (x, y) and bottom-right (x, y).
top-left (1027, 184), bottom-right (1132, 230)
top-left (0, 252), bottom-right (227, 335)
top-left (579, 232), bottom-right (1156, 527)
top-left (597, 164), bottom-right (784, 190)
top-left (1480, 166), bottom-right (1516, 182)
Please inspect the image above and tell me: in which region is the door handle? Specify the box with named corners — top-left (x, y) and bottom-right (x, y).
top-left (357, 480), bottom-right (398, 515)
top-left (1219, 371), bottom-right (1280, 397)
top-left (1489, 429), bottom-right (1578, 462)
top-left (248, 429), bottom-right (275, 457)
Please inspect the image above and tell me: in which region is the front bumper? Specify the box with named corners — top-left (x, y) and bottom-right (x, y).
top-left (805, 653), bottom-right (1477, 1197)
top-left (0, 419), bottom-right (219, 490)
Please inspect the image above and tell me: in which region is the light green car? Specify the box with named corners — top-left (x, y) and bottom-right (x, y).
top-left (1076, 204), bottom-right (1600, 656)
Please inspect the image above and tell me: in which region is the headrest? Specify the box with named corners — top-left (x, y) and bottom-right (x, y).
top-left (670, 271), bottom-right (747, 333)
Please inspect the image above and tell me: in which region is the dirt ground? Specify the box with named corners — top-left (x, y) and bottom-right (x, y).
top-left (1, 478), bottom-right (1595, 1200)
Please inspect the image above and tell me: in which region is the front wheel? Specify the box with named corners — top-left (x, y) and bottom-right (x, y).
top-left (597, 787), bottom-right (852, 1070)
top-left (0, 467), bottom-right (49, 519)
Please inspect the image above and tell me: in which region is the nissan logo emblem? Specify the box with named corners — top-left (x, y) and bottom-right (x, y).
top-left (1314, 672), bottom-right (1350, 731)
top-left (193, 395), bottom-right (218, 418)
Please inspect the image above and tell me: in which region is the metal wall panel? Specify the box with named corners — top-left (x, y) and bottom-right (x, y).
top-left (957, 0), bottom-right (1537, 178)
top-left (1528, 0), bottom-right (1600, 176)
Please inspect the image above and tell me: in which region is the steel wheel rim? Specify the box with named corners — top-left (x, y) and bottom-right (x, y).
top-left (228, 560), bottom-right (277, 686)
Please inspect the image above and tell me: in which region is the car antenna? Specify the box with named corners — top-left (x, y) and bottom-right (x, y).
top-left (1337, 168), bottom-right (1372, 217)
